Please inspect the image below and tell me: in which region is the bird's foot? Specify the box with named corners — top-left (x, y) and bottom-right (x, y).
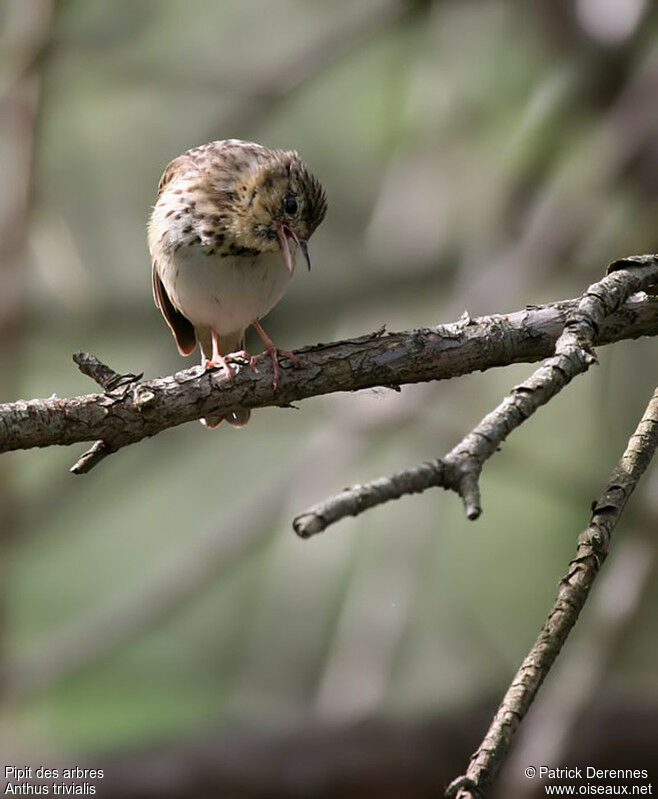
top-left (203, 355), bottom-right (234, 382)
top-left (250, 346), bottom-right (299, 391)
top-left (228, 349), bottom-right (251, 364)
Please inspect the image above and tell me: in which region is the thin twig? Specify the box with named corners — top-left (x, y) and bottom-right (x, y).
top-left (445, 385), bottom-right (658, 799)
top-left (496, 534), bottom-right (655, 799)
top-left (293, 256), bottom-right (658, 537)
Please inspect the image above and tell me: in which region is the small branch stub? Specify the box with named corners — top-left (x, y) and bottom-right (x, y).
top-left (70, 441), bottom-right (114, 475)
top-left (73, 351), bottom-right (143, 391)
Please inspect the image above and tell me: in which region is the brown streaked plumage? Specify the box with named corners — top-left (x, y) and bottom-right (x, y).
top-left (148, 139), bottom-right (326, 427)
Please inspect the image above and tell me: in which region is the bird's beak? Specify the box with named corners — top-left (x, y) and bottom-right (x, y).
top-left (276, 222), bottom-right (312, 273)
top-left (298, 238), bottom-right (311, 271)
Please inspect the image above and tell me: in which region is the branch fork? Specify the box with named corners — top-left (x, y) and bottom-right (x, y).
top-left (70, 352), bottom-right (143, 474)
top-left (293, 255), bottom-right (658, 537)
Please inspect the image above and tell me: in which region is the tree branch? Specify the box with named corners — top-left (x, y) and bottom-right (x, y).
top-left (293, 255), bottom-right (658, 536)
top-left (445, 383), bottom-right (658, 799)
top-left (0, 257), bottom-right (655, 475)
top-left (497, 533), bottom-right (656, 799)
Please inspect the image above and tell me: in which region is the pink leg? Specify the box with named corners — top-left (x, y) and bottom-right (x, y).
top-left (203, 330), bottom-right (234, 382)
top-left (250, 320), bottom-right (299, 391)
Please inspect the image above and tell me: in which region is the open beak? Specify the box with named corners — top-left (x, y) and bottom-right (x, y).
top-left (276, 222), bottom-right (312, 273)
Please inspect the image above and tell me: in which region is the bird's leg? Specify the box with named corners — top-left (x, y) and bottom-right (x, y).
top-left (203, 330), bottom-right (234, 382)
top-left (250, 320), bottom-right (299, 391)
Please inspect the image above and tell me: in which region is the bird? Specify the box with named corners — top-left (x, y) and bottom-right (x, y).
top-left (148, 139), bottom-right (326, 427)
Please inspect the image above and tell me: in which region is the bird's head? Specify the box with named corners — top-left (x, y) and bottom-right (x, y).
top-left (225, 147), bottom-right (327, 272)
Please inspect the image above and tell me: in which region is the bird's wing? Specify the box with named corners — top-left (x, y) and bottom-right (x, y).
top-left (151, 263), bottom-right (197, 356)
top-left (150, 154), bottom-right (198, 356)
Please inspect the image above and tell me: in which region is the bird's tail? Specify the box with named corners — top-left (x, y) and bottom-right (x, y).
top-left (199, 329), bottom-right (251, 428)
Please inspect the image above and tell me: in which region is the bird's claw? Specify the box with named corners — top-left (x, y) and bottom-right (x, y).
top-left (250, 347), bottom-right (300, 391)
top-left (228, 350), bottom-right (251, 365)
top-left (203, 357), bottom-right (235, 382)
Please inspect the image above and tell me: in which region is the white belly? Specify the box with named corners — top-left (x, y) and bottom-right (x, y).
top-left (160, 247), bottom-right (294, 335)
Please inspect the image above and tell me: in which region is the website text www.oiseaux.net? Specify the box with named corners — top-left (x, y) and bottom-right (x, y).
top-left (523, 767), bottom-right (652, 795)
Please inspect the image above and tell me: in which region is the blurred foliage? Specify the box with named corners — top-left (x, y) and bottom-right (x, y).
top-left (1, 0), bottom-right (656, 766)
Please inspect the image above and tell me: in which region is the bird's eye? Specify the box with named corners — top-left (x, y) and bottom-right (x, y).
top-left (283, 195), bottom-right (298, 215)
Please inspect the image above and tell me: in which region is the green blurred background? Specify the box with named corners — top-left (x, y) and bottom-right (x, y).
top-left (1, 1), bottom-right (656, 796)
